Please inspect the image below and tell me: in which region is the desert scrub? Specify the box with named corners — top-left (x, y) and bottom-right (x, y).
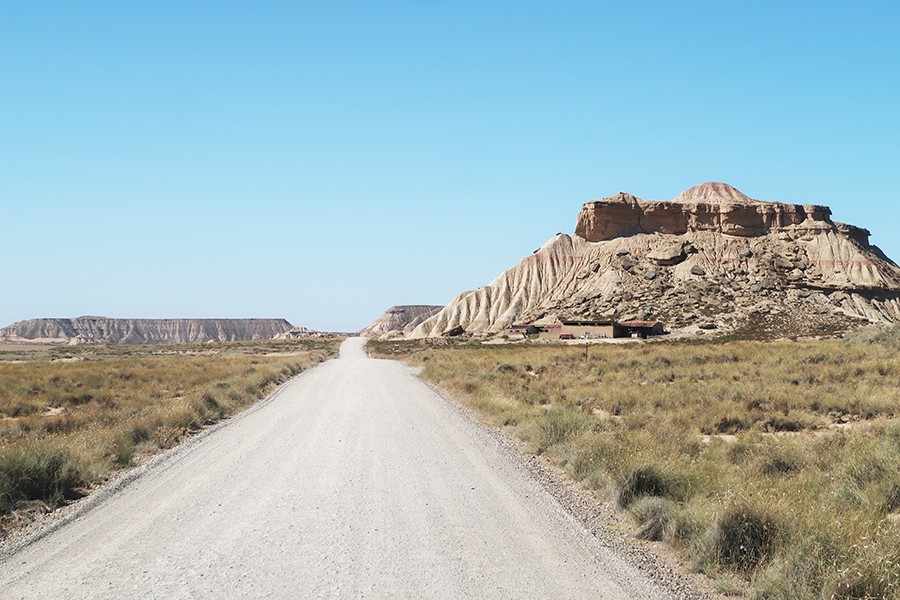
top-left (0, 338), bottom-right (340, 526)
top-left (0, 441), bottom-right (79, 512)
top-left (628, 495), bottom-right (676, 541)
top-left (369, 336), bottom-right (900, 599)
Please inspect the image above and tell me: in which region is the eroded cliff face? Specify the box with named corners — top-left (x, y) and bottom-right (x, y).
top-left (575, 183), bottom-right (843, 241)
top-left (0, 317), bottom-right (296, 345)
top-left (360, 305), bottom-right (444, 337)
top-left (412, 183), bottom-right (900, 339)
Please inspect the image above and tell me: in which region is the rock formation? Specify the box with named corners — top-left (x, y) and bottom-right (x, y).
top-left (361, 305), bottom-right (443, 337)
top-left (412, 183), bottom-right (900, 339)
top-left (272, 326), bottom-right (315, 340)
top-left (0, 317), bottom-right (298, 345)
top-left (575, 182), bottom-right (837, 241)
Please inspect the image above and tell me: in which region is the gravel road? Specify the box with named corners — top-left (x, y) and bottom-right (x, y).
top-left (0, 338), bottom-right (673, 599)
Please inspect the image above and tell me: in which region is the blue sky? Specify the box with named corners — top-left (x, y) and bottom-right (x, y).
top-left (2, 1), bottom-right (898, 331)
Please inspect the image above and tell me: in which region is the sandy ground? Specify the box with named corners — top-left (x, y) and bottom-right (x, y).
top-left (0, 338), bottom-right (682, 599)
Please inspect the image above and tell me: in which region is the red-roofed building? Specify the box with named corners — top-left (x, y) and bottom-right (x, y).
top-left (619, 321), bottom-right (665, 338)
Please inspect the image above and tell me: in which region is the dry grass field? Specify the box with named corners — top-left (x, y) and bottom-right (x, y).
top-left (370, 329), bottom-right (900, 599)
top-left (0, 338), bottom-right (340, 531)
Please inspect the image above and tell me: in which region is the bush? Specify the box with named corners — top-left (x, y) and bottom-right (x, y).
top-left (110, 432), bottom-right (135, 467)
top-left (756, 446), bottom-right (803, 476)
top-left (616, 465), bottom-right (671, 507)
top-left (712, 414), bottom-right (749, 434)
top-left (880, 479), bottom-right (900, 514)
top-left (826, 544), bottom-right (900, 600)
top-left (0, 442), bottom-right (79, 512)
top-left (629, 496), bottom-right (675, 541)
top-left (529, 407), bottom-right (591, 451)
top-left (713, 503), bottom-right (779, 571)
top-left (843, 323), bottom-right (900, 348)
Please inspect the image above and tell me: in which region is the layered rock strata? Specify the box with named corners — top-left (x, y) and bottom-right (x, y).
top-left (575, 182), bottom-right (841, 241)
top-left (0, 317), bottom-right (296, 345)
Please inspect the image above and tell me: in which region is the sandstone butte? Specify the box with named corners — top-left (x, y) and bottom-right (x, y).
top-left (411, 182), bottom-right (900, 339)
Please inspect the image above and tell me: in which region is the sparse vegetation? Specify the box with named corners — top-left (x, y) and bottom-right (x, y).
top-left (628, 495), bottom-right (675, 541)
top-left (369, 334), bottom-right (900, 599)
top-left (0, 338), bottom-right (340, 530)
top-left (842, 323), bottom-right (900, 348)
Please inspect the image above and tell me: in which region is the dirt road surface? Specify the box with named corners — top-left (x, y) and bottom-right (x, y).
top-left (0, 338), bottom-right (673, 599)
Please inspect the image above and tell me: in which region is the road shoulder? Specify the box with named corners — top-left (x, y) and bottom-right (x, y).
top-left (413, 370), bottom-right (730, 600)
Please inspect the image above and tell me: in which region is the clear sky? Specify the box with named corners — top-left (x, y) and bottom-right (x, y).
top-left (2, 1), bottom-right (899, 332)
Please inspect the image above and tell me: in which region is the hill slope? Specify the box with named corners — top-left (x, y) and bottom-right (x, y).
top-left (361, 306), bottom-right (443, 336)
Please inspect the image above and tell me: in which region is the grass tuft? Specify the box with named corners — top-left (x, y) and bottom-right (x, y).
top-left (526, 407), bottom-right (592, 452)
top-left (0, 442), bottom-right (79, 512)
top-left (712, 503), bottom-right (779, 572)
top-left (616, 465), bottom-right (672, 507)
top-left (629, 495), bottom-right (675, 541)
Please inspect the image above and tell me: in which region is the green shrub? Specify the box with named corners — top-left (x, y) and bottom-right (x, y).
top-left (713, 503), bottom-right (779, 572)
top-left (629, 496), bottom-right (675, 541)
top-left (825, 541), bottom-right (900, 600)
top-left (110, 432), bottom-right (135, 467)
top-left (616, 465), bottom-right (671, 507)
top-left (843, 323), bottom-right (900, 347)
top-left (528, 407), bottom-right (591, 451)
top-left (756, 446), bottom-right (804, 476)
top-left (880, 479), bottom-right (900, 514)
top-left (0, 442), bottom-right (79, 512)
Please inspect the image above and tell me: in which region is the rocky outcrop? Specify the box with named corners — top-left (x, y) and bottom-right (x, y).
top-left (0, 317), bottom-right (297, 345)
top-left (412, 183), bottom-right (900, 339)
top-left (361, 305), bottom-right (443, 337)
top-left (575, 182), bottom-right (840, 241)
top-left (647, 242), bottom-right (688, 266)
top-left (272, 326), bottom-right (315, 340)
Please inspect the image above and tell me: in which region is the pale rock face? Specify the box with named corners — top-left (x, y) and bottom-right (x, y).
top-left (647, 242), bottom-right (687, 266)
top-left (272, 326), bottom-right (314, 340)
top-left (0, 318), bottom-right (297, 345)
top-left (412, 183), bottom-right (900, 339)
top-left (360, 305), bottom-right (444, 336)
top-left (673, 182), bottom-right (755, 204)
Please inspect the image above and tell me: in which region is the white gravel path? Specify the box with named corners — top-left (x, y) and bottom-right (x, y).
top-left (0, 338), bottom-right (672, 599)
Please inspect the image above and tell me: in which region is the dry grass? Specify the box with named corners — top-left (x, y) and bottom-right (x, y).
top-left (0, 338), bottom-right (340, 529)
top-left (370, 332), bottom-right (900, 599)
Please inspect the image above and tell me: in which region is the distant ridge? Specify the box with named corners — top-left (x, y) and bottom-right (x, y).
top-left (0, 317), bottom-right (298, 345)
